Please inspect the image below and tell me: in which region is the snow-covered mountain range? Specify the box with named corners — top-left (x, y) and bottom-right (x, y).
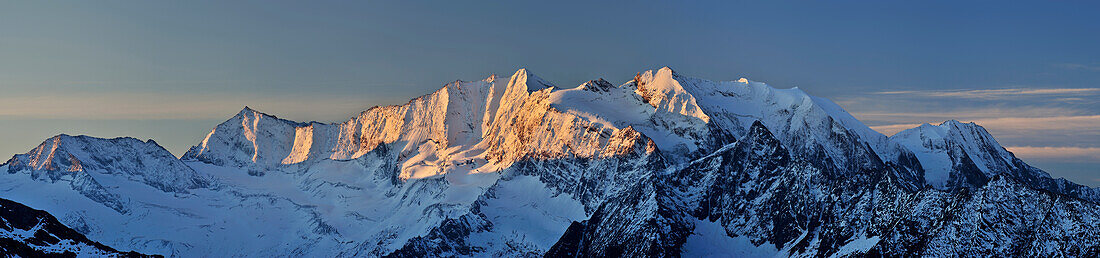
top-left (1, 67), bottom-right (1097, 257)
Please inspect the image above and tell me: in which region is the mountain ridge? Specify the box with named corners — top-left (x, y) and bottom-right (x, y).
top-left (177, 67), bottom-right (1092, 199)
top-left (1, 67), bottom-right (1097, 257)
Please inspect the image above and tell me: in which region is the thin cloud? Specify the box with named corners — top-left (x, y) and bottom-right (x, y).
top-left (868, 123), bottom-right (925, 136)
top-left (1006, 146), bottom-right (1100, 162)
top-left (854, 106), bottom-right (1087, 121)
top-left (838, 83), bottom-right (1100, 180)
top-left (851, 106), bottom-right (1093, 134)
top-left (866, 115), bottom-right (1100, 136)
top-left (967, 115), bottom-right (1100, 133)
top-left (873, 88), bottom-right (1100, 99)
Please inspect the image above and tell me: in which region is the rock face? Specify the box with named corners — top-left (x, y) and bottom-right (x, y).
top-left (1, 67), bottom-right (1098, 257)
top-left (182, 70), bottom-right (652, 181)
top-left (0, 197), bottom-right (152, 257)
top-left (549, 121), bottom-right (1100, 257)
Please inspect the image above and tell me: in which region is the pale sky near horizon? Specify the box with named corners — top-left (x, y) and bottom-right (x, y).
top-left (2, 1), bottom-right (1098, 186)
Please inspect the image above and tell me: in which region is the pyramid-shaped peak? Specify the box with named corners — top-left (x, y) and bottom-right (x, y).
top-left (229, 106), bottom-right (300, 124)
top-left (509, 68), bottom-right (553, 92)
top-left (723, 120), bottom-right (788, 161)
top-left (235, 106), bottom-right (262, 118)
top-left (745, 120), bottom-right (778, 143)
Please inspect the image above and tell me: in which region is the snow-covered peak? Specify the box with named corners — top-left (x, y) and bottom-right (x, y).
top-left (939, 120), bottom-right (996, 138)
top-left (897, 120), bottom-right (987, 139)
top-left (509, 68), bottom-right (553, 93)
top-left (5, 134), bottom-right (209, 193)
top-left (892, 120), bottom-right (1015, 167)
top-left (627, 68), bottom-right (901, 172)
top-left (632, 67), bottom-right (711, 123)
top-left (523, 67), bottom-right (906, 171)
top-left (890, 120), bottom-right (1032, 189)
top-left (182, 107), bottom-right (305, 168)
top-left (895, 123), bottom-right (948, 141)
top-left (238, 106), bottom-right (257, 116)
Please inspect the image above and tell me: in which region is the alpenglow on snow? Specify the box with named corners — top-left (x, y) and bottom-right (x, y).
top-left (2, 67), bottom-right (1098, 257)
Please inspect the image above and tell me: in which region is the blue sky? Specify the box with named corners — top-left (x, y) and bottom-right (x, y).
top-left (1, 1), bottom-right (1098, 185)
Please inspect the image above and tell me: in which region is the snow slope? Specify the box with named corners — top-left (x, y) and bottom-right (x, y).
top-left (546, 67), bottom-right (915, 177)
top-left (890, 120), bottom-right (1100, 202)
top-left (4, 135), bottom-right (209, 214)
top-left (0, 197), bottom-right (149, 256)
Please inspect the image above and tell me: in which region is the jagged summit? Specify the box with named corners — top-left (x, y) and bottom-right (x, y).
top-left (183, 68), bottom-right (655, 180)
top-left (579, 78), bottom-right (614, 92)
